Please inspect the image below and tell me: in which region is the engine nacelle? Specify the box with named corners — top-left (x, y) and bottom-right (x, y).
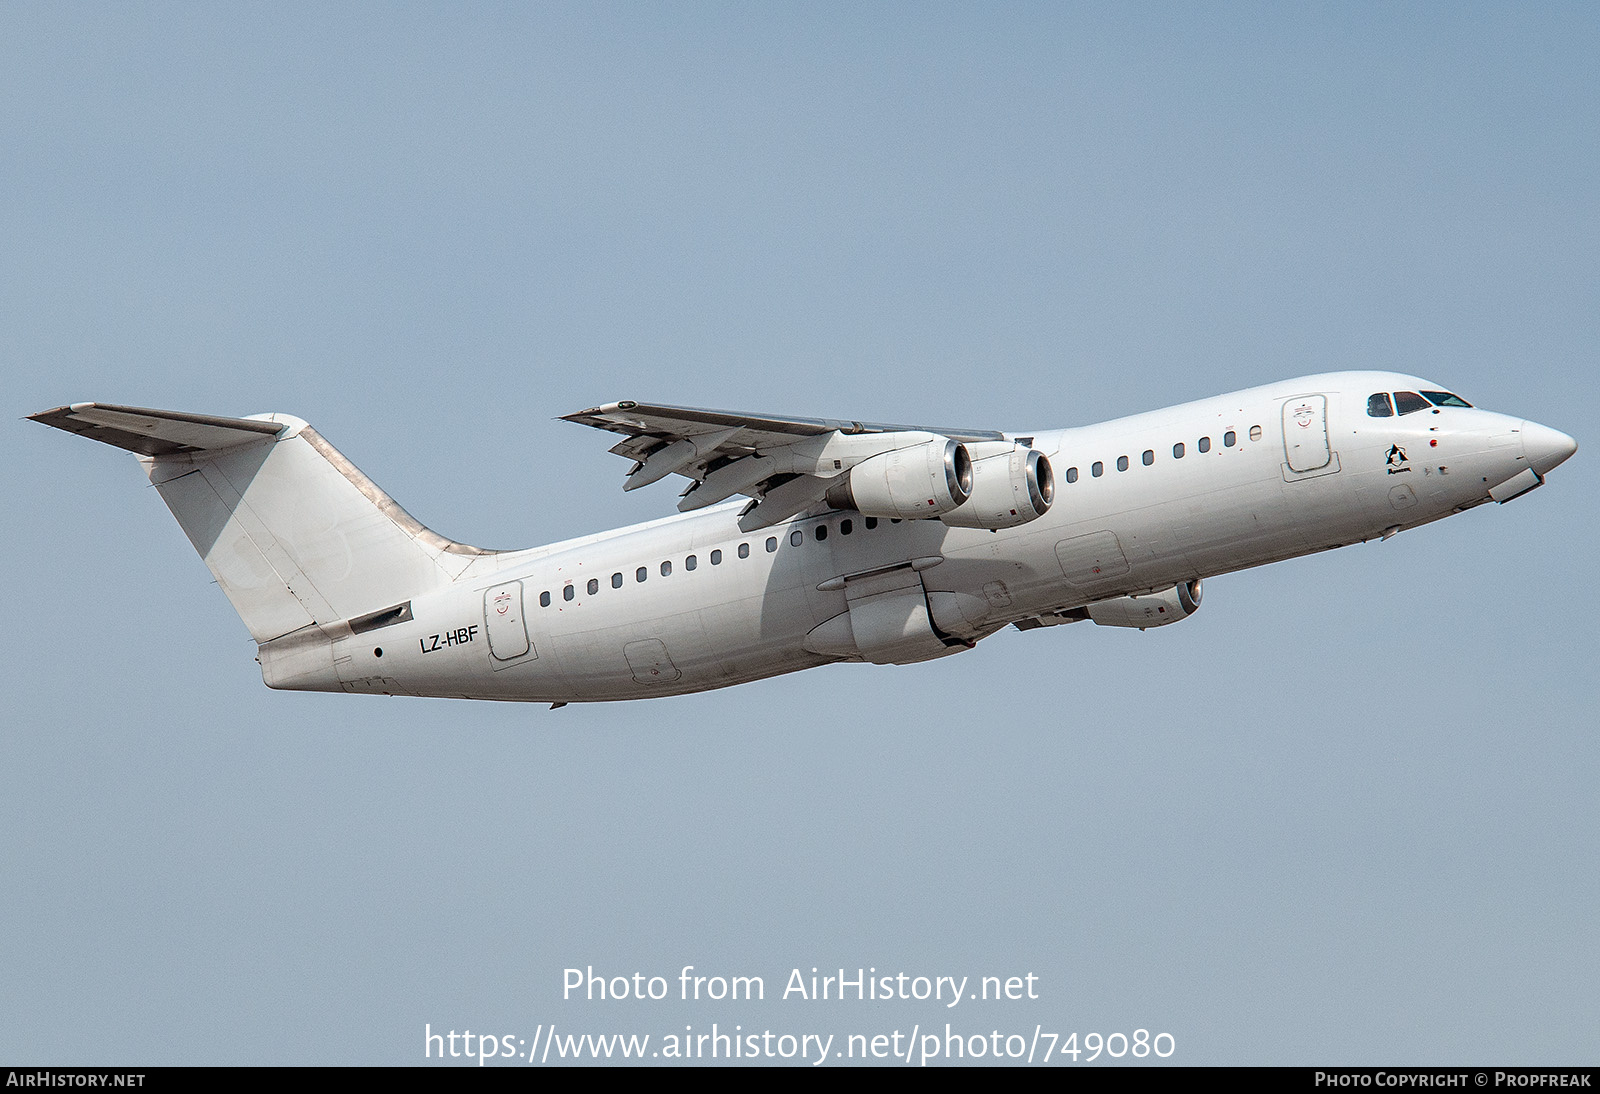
top-left (824, 438), bottom-right (972, 519)
top-left (941, 443), bottom-right (1054, 529)
top-left (1085, 580), bottom-right (1203, 630)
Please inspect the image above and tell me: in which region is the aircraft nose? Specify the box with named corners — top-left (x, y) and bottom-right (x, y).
top-left (1521, 420), bottom-right (1578, 476)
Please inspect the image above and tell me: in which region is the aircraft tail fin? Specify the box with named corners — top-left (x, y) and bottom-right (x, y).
top-left (30, 403), bottom-right (499, 644)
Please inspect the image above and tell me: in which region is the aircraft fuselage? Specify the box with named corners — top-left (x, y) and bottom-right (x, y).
top-left (256, 370), bottom-right (1570, 703)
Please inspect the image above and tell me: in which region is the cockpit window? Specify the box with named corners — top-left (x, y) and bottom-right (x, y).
top-left (1367, 393), bottom-right (1394, 417)
top-left (1393, 391), bottom-right (1431, 415)
top-left (1422, 391), bottom-right (1473, 408)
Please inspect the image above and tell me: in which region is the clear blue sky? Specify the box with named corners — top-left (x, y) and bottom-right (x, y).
top-left (4, 2), bottom-right (1596, 1065)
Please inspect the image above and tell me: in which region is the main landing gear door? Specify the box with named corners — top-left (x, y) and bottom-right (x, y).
top-left (483, 581), bottom-right (533, 662)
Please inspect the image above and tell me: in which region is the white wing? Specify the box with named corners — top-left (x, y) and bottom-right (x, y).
top-left (561, 401), bottom-right (1008, 531)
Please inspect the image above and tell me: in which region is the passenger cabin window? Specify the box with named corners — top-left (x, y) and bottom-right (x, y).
top-left (636, 567), bottom-right (647, 583)
top-left (790, 530), bottom-right (803, 547)
top-left (1394, 391), bottom-right (1431, 415)
top-left (1142, 449), bottom-right (1154, 466)
top-left (540, 591), bottom-right (551, 607)
top-left (1173, 443), bottom-right (1185, 459)
top-left (587, 578), bottom-right (599, 595)
top-left (612, 572), bottom-right (623, 588)
top-left (685, 554), bottom-right (697, 571)
top-left (1066, 466), bottom-right (1079, 482)
top-left (1367, 393), bottom-right (1394, 417)
top-left (1422, 391), bottom-right (1473, 408)
top-left (563, 585), bottom-right (574, 601)
top-left (1117, 455), bottom-right (1129, 471)
top-left (766, 537), bottom-right (777, 553)
top-left (864, 517), bottom-right (879, 530)
top-left (738, 543), bottom-right (750, 559)
top-left (1091, 461), bottom-right (1104, 477)
top-left (660, 560), bottom-right (672, 576)
top-left (814, 525), bottom-right (828, 541)
top-left (1198, 437), bottom-right (1211, 453)
top-left (839, 519), bottom-right (853, 535)
top-left (1224, 430), bottom-right (1236, 447)
top-left (710, 549), bottom-right (722, 565)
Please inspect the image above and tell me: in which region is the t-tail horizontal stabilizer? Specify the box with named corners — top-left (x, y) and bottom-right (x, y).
top-left (27, 402), bottom-right (287, 455)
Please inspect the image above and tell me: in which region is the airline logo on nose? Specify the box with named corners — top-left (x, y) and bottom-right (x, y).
top-left (1386, 444), bottom-right (1410, 474)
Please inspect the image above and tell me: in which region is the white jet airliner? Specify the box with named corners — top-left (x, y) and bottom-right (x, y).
top-left (31, 372), bottom-right (1575, 705)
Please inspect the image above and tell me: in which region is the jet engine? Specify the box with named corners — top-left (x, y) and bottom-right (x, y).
top-left (940, 442), bottom-right (1055, 529)
top-left (824, 438), bottom-right (972, 519)
top-left (1085, 580), bottom-right (1203, 629)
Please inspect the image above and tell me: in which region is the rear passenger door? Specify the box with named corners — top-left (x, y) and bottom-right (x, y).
top-left (483, 581), bottom-right (534, 663)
